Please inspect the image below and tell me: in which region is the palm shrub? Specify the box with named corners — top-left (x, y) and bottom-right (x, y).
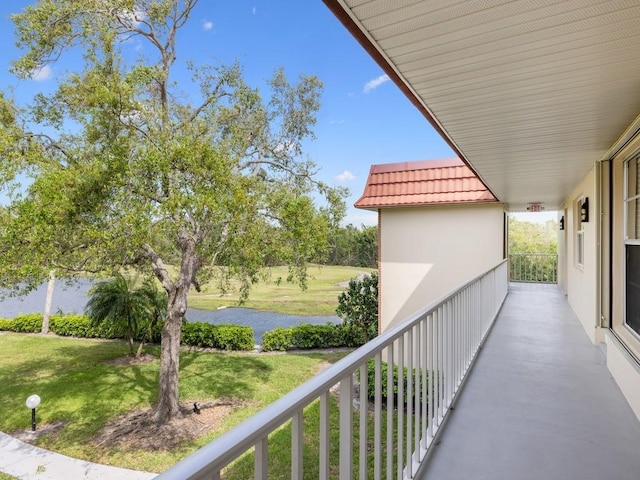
top-left (134, 278), bottom-right (167, 356)
top-left (85, 274), bottom-right (163, 356)
top-left (336, 272), bottom-right (378, 343)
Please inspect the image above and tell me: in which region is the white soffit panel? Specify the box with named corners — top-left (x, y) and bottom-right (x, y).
top-left (338, 0), bottom-right (640, 210)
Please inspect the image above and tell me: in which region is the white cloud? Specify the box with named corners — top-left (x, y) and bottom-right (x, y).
top-left (329, 119), bottom-right (345, 125)
top-left (363, 74), bottom-right (390, 94)
top-left (31, 65), bottom-right (52, 82)
top-left (252, 7), bottom-right (257, 14)
top-left (336, 170), bottom-right (356, 182)
top-left (203, 20), bottom-right (213, 31)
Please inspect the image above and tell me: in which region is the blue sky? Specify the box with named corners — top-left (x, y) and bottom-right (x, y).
top-left (0, 0), bottom-right (458, 226)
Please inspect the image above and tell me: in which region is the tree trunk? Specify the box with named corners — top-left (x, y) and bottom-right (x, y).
top-left (154, 290), bottom-right (186, 424)
top-left (152, 231), bottom-right (200, 425)
top-left (42, 270), bottom-right (55, 335)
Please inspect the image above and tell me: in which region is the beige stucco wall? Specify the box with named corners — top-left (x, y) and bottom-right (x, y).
top-left (557, 208), bottom-right (568, 294)
top-left (557, 136), bottom-right (640, 420)
top-left (379, 203), bottom-right (505, 332)
top-left (560, 168), bottom-right (598, 343)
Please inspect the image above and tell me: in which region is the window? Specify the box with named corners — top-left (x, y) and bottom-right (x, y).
top-left (624, 157), bottom-right (640, 337)
top-left (576, 197), bottom-right (584, 268)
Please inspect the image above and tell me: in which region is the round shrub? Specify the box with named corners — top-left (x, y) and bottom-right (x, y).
top-left (262, 327), bottom-right (294, 351)
top-left (336, 272), bottom-right (378, 343)
top-left (213, 325), bottom-right (254, 351)
top-left (291, 323), bottom-right (343, 349)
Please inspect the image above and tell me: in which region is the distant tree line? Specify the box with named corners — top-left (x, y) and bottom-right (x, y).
top-left (322, 224), bottom-right (378, 268)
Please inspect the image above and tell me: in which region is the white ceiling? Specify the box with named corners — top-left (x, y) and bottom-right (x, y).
top-left (326, 0), bottom-right (640, 211)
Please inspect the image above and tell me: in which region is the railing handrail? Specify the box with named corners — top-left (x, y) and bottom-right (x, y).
top-left (158, 259), bottom-right (509, 479)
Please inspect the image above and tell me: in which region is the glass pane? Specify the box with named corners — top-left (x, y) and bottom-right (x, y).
top-left (626, 245), bottom-right (640, 336)
top-left (576, 232), bottom-right (584, 266)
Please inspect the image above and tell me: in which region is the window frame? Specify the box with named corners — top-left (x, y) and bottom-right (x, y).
top-left (623, 156), bottom-right (640, 339)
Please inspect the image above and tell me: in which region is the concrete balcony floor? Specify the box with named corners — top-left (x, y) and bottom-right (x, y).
top-left (419, 283), bottom-right (640, 480)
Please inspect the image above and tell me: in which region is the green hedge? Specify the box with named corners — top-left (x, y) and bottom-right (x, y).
top-left (13, 313), bottom-right (44, 333)
top-left (0, 314), bottom-right (254, 351)
top-left (181, 322), bottom-right (254, 351)
top-left (0, 318), bottom-right (16, 331)
top-left (50, 315), bottom-right (120, 338)
top-left (261, 327), bottom-right (294, 351)
top-left (261, 323), bottom-right (366, 352)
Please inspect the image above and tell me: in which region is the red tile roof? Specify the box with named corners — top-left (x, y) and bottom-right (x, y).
top-left (355, 158), bottom-right (497, 209)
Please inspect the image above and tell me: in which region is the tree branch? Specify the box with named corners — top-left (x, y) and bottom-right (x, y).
top-left (142, 244), bottom-right (175, 293)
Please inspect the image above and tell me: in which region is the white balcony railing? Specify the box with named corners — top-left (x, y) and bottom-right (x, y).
top-left (508, 253), bottom-right (558, 284)
top-left (157, 260), bottom-right (508, 480)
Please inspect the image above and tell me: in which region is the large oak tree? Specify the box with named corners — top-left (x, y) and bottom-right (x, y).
top-left (0, 0), bottom-right (344, 424)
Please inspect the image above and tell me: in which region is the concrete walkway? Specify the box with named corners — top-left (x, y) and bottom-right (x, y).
top-left (0, 432), bottom-right (157, 480)
top-left (419, 283), bottom-right (640, 480)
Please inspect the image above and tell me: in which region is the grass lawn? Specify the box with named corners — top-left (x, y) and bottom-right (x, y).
top-left (188, 265), bottom-right (372, 315)
top-left (0, 333), bottom-right (349, 473)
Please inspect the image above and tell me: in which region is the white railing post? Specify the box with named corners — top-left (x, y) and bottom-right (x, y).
top-left (359, 362), bottom-right (368, 480)
top-left (255, 437), bottom-right (268, 480)
top-left (339, 374), bottom-right (353, 480)
top-left (374, 352), bottom-right (382, 480)
top-left (292, 411), bottom-right (303, 480)
top-left (319, 392), bottom-right (330, 480)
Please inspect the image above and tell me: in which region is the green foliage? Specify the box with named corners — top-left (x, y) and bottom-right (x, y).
top-left (212, 324), bottom-right (255, 351)
top-left (324, 224), bottom-right (378, 268)
top-left (509, 218), bottom-right (558, 254)
top-left (50, 314), bottom-right (93, 337)
top-left (261, 327), bottom-right (294, 351)
top-left (290, 323), bottom-right (344, 350)
top-left (0, 318), bottom-right (14, 331)
top-left (336, 272), bottom-right (378, 343)
top-left (509, 217), bottom-right (559, 283)
top-left (49, 314), bottom-right (118, 338)
top-left (261, 323), bottom-right (367, 352)
top-left (180, 322), bottom-right (254, 351)
top-left (12, 313), bottom-right (43, 332)
top-left (85, 274), bottom-right (163, 355)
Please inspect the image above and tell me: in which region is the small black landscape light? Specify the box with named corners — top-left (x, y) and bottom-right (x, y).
top-left (581, 197), bottom-right (589, 223)
top-left (193, 402), bottom-right (201, 414)
top-left (559, 215), bottom-right (565, 230)
top-left (26, 394), bottom-right (41, 432)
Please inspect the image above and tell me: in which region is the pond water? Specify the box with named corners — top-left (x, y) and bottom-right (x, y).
top-left (0, 279), bottom-right (339, 344)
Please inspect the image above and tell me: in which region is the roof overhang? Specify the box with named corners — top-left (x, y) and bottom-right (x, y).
top-left (324, 0), bottom-right (640, 211)
top-left (355, 157), bottom-right (497, 210)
